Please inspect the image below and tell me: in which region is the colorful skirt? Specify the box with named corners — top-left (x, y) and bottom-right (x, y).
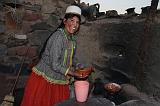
top-left (21, 71), bottom-right (70, 106)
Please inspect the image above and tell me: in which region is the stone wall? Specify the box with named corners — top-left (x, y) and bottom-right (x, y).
top-left (77, 18), bottom-right (160, 99)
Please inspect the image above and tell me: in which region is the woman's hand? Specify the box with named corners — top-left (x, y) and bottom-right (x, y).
top-left (75, 63), bottom-right (84, 70)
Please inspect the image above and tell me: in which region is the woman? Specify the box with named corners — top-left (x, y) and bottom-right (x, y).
top-left (21, 5), bottom-right (88, 106)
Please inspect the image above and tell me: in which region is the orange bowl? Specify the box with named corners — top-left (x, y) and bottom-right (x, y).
top-left (76, 67), bottom-right (93, 78)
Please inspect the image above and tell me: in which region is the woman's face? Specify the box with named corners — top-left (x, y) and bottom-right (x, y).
top-left (64, 16), bottom-right (80, 34)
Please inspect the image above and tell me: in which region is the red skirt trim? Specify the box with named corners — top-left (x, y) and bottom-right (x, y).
top-left (21, 72), bottom-right (70, 106)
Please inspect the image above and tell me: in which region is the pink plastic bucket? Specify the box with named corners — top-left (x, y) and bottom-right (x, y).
top-left (74, 80), bottom-right (89, 102)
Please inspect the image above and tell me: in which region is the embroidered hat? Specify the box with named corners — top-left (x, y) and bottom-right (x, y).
top-left (65, 5), bottom-right (81, 16)
top-left (61, 5), bottom-right (85, 23)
